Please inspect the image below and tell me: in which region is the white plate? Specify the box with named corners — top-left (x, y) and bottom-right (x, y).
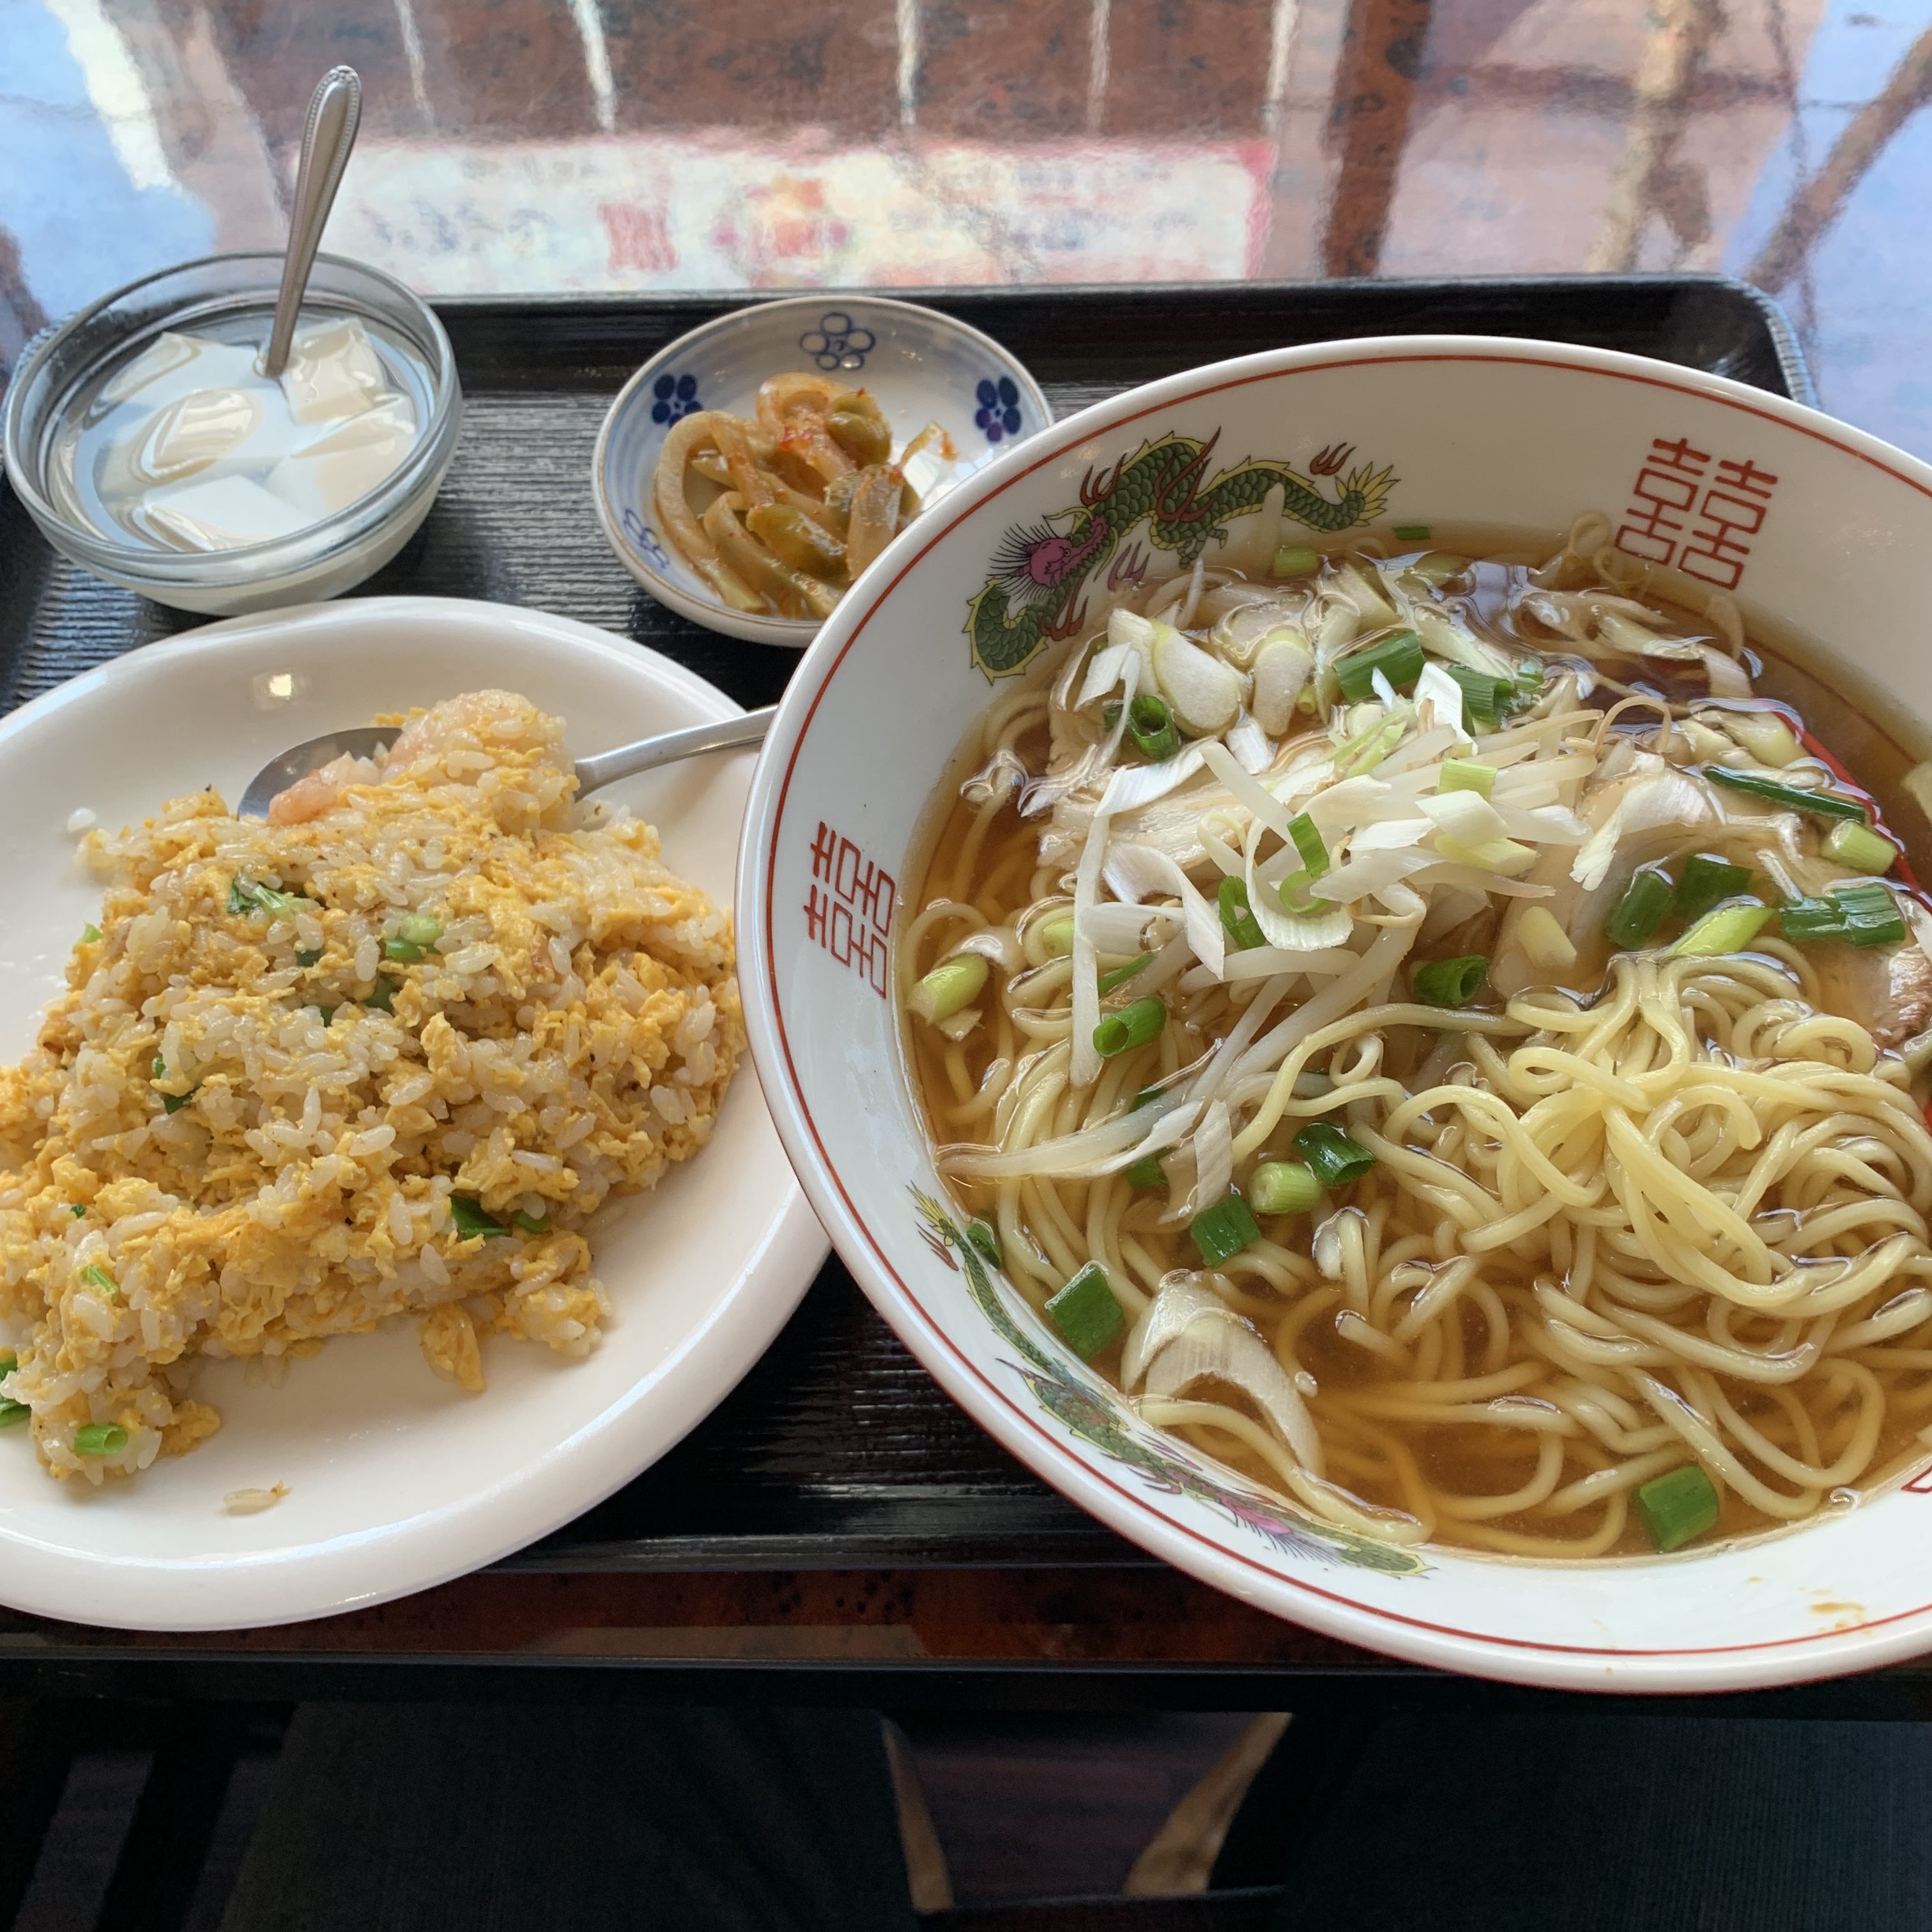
top-left (0, 595), bottom-right (826, 1632)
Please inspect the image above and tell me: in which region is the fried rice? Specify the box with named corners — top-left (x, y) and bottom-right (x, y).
top-left (0, 689), bottom-right (744, 1482)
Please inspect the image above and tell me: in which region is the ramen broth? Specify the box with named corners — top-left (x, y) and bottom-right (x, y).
top-left (901, 523), bottom-right (1932, 1560)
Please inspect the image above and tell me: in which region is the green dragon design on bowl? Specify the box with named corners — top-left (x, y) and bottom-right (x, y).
top-left (963, 429), bottom-right (1397, 680)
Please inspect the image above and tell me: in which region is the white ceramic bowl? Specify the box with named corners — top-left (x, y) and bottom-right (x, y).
top-left (739, 335), bottom-right (1932, 1693)
top-left (593, 295), bottom-right (1051, 646)
top-left (0, 597), bottom-right (825, 1631)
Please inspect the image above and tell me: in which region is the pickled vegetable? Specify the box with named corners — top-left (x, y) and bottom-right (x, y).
top-left (825, 392), bottom-right (893, 465)
top-left (746, 502), bottom-right (847, 576)
top-left (653, 373), bottom-right (953, 619)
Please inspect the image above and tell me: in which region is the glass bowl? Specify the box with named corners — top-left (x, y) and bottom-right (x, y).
top-left (1, 253), bottom-right (462, 616)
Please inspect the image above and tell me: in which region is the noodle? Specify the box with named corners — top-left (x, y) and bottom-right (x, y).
top-left (903, 523), bottom-right (1932, 1559)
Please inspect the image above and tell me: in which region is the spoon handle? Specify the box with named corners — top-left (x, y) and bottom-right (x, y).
top-left (574, 707), bottom-right (777, 797)
top-left (261, 66), bottom-right (364, 379)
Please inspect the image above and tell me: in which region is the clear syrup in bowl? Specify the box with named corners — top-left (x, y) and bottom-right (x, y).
top-left (49, 307), bottom-right (434, 553)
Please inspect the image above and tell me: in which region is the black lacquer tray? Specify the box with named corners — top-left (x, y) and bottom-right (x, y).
top-left (0, 275), bottom-right (1811, 1575)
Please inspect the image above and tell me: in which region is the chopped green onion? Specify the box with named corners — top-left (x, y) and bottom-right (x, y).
top-left (1412, 955), bottom-right (1487, 1006)
top-left (1131, 1086), bottom-right (1165, 1110)
top-left (1393, 523), bottom-right (1431, 541)
top-left (1782, 880), bottom-right (1910, 949)
top-left (1331, 717), bottom-right (1384, 768)
top-left (229, 878), bottom-right (311, 919)
top-left (1273, 544), bottom-right (1319, 578)
top-left (1672, 900), bottom-right (1773, 956)
top-left (1287, 812), bottom-right (1330, 880)
top-left (69, 1204), bottom-right (86, 1218)
top-left (80, 1263), bottom-right (118, 1298)
top-left (1436, 834), bottom-right (1537, 877)
top-left (1672, 854), bottom-right (1753, 924)
top-left (1776, 894), bottom-right (1837, 942)
top-left (1093, 996), bottom-right (1166, 1057)
top-left (1823, 820), bottom-right (1898, 876)
top-left (1438, 759), bottom-right (1496, 799)
top-left (1278, 871), bottom-right (1325, 917)
top-left (316, 1005), bottom-right (337, 1026)
top-left (1604, 868), bottom-right (1674, 949)
top-left (74, 1423), bottom-right (128, 1457)
top-left (1335, 630), bottom-right (1425, 703)
top-left (0, 1400), bottom-right (26, 1430)
top-left (1127, 693), bottom-right (1181, 762)
top-left (1705, 765), bottom-right (1865, 822)
top-left (1335, 717), bottom-right (1405, 779)
top-left (1218, 877), bottom-right (1266, 951)
top-left (1248, 1162), bottom-right (1323, 1216)
top-left (1719, 709), bottom-right (1803, 769)
top-left (385, 915), bottom-right (443, 961)
top-left (0, 1351), bottom-right (13, 1374)
top-left (295, 947), bottom-right (323, 969)
top-left (1293, 1122), bottom-right (1377, 1188)
top-left (79, 923), bottom-right (101, 945)
top-left (151, 1055), bottom-right (197, 1114)
top-left (364, 979), bottom-right (397, 1013)
top-left (1517, 660), bottom-right (1545, 692)
top-left (1275, 816), bottom-right (1331, 917)
top-left (512, 1210), bottom-right (552, 1236)
top-left (1098, 954), bottom-right (1153, 995)
top-left (1635, 1463), bottom-right (1721, 1552)
top-left (1045, 1263), bottom-right (1125, 1360)
top-left (1190, 1193), bottom-right (1261, 1266)
top-left (1038, 913), bottom-right (1077, 958)
top-left (1830, 881), bottom-right (1910, 946)
top-left (1445, 664), bottom-right (1514, 728)
top-left (965, 1218), bottom-right (1003, 1268)
top-left (449, 1195), bottom-right (510, 1239)
top-left (910, 953), bottom-right (988, 1025)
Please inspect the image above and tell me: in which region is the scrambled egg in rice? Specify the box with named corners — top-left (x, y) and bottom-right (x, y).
top-left (0, 690), bottom-right (743, 1482)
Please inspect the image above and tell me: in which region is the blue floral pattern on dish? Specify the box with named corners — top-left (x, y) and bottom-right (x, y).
top-left (798, 312), bottom-right (877, 372)
top-left (651, 373), bottom-right (702, 424)
top-left (620, 505), bottom-right (672, 571)
top-left (976, 377), bottom-right (1023, 443)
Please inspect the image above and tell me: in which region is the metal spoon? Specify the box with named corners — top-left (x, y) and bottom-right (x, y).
top-left (260, 66), bottom-right (363, 379)
top-left (238, 707), bottom-right (776, 820)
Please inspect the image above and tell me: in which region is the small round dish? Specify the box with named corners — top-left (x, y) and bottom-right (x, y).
top-left (1, 253), bottom-right (462, 617)
top-left (0, 597), bottom-right (825, 1631)
top-left (593, 295), bottom-right (1052, 647)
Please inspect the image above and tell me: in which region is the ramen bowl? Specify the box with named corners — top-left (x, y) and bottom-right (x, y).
top-left (738, 335), bottom-right (1932, 1692)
